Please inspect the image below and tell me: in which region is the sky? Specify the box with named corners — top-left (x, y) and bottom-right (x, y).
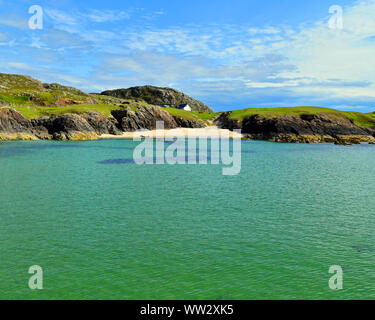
top-left (0, 0), bottom-right (375, 112)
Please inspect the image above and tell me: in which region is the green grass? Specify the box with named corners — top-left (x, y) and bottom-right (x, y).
top-left (164, 108), bottom-right (218, 122)
top-left (164, 107), bottom-right (201, 121)
top-left (0, 93), bottom-right (30, 105)
top-left (13, 103), bottom-right (189, 119)
top-left (341, 111), bottom-right (375, 128)
top-left (229, 106), bottom-right (342, 120)
top-left (13, 104), bottom-right (121, 119)
top-left (192, 111), bottom-right (218, 120)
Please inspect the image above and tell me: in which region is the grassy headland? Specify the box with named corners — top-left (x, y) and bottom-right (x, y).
top-left (228, 106), bottom-right (375, 128)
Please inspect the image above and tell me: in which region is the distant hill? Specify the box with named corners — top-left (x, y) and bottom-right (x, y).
top-left (0, 73), bottom-right (123, 107)
top-left (101, 85), bottom-right (214, 113)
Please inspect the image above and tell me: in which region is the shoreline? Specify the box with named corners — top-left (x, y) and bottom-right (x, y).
top-left (99, 127), bottom-right (244, 140)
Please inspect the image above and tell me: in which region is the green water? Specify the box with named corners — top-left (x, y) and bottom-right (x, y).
top-left (1, 139), bottom-right (375, 300)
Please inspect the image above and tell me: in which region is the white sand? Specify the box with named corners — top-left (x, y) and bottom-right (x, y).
top-left (100, 126), bottom-right (243, 140)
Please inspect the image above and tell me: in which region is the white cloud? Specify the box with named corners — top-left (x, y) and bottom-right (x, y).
top-left (248, 26), bottom-right (281, 35)
top-left (81, 9), bottom-right (130, 23)
top-left (0, 14), bottom-right (28, 29)
top-left (276, 0), bottom-right (375, 100)
top-left (45, 9), bottom-right (76, 25)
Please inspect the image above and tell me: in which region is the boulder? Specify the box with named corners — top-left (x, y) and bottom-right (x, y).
top-left (82, 112), bottom-right (122, 135)
top-left (111, 105), bottom-right (178, 131)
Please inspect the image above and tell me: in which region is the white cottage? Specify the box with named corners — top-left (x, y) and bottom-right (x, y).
top-left (177, 104), bottom-right (192, 112)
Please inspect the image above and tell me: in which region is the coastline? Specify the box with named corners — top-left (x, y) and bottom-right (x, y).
top-left (1, 106), bottom-right (375, 145)
top-left (99, 127), bottom-right (243, 140)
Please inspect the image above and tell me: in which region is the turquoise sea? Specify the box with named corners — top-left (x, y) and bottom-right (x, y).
top-left (1, 139), bottom-right (375, 299)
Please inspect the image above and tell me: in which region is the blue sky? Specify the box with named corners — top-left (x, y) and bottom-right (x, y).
top-left (0, 0), bottom-right (375, 112)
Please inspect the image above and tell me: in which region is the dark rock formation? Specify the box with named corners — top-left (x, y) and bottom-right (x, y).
top-left (0, 107), bottom-right (33, 133)
top-left (32, 114), bottom-right (98, 140)
top-left (0, 107), bottom-right (120, 140)
top-left (101, 85), bottom-right (213, 112)
top-left (216, 111), bottom-right (375, 144)
top-left (111, 105), bottom-right (204, 131)
top-left (0, 105), bottom-right (205, 140)
top-left (82, 112), bottom-right (122, 135)
top-left (111, 105), bottom-right (177, 131)
top-left (0, 107), bottom-right (41, 140)
top-left (215, 112), bottom-right (241, 131)
top-left (244, 113), bottom-right (373, 137)
top-left (173, 116), bottom-right (205, 128)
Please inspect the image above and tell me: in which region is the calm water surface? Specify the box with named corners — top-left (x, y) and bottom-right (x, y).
top-left (1, 139), bottom-right (375, 299)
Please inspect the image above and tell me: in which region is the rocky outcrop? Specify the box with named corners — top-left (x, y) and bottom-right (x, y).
top-left (32, 114), bottom-right (99, 140)
top-left (217, 112), bottom-right (375, 144)
top-left (0, 107), bottom-right (33, 133)
top-left (111, 105), bottom-right (177, 131)
top-left (111, 105), bottom-right (204, 131)
top-left (0, 106), bottom-right (205, 141)
top-left (101, 85), bottom-right (213, 112)
top-left (82, 112), bottom-right (122, 135)
top-left (215, 112), bottom-right (241, 131)
top-left (173, 116), bottom-right (205, 128)
top-left (0, 107), bottom-right (112, 141)
top-left (0, 107), bottom-right (38, 140)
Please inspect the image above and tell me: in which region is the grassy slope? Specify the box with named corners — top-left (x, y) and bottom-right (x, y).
top-left (165, 107), bottom-right (217, 121)
top-left (13, 104), bottom-right (214, 125)
top-left (13, 104), bottom-right (121, 118)
top-left (0, 73), bottom-right (93, 106)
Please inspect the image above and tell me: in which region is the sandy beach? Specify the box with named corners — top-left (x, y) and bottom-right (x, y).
top-left (99, 126), bottom-right (243, 140)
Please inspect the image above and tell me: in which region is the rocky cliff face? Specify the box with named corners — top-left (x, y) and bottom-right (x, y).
top-left (111, 105), bottom-right (204, 131)
top-left (0, 106), bottom-right (205, 141)
top-left (101, 85), bottom-right (214, 113)
top-left (0, 108), bottom-right (105, 140)
top-left (216, 112), bottom-right (375, 144)
top-left (0, 108), bottom-right (37, 140)
top-left (111, 105), bottom-right (178, 131)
